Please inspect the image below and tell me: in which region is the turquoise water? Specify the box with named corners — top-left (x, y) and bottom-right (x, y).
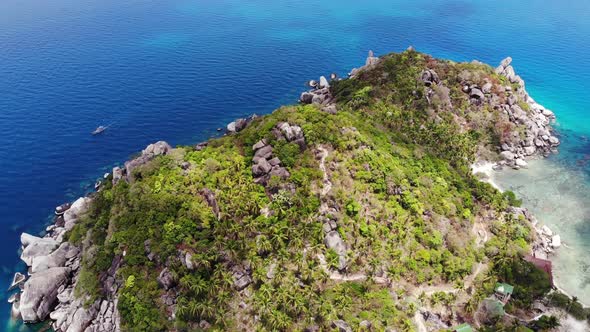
top-left (1, 0), bottom-right (589, 329)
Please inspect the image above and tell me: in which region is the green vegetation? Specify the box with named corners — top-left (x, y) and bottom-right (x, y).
top-left (547, 292), bottom-right (590, 321)
top-left (67, 50), bottom-right (564, 331)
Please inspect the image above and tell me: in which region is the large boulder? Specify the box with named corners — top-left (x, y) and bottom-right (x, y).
top-left (157, 268), bottom-right (176, 290)
top-left (201, 188), bottom-right (220, 220)
top-left (20, 267), bottom-right (71, 323)
top-left (21, 233), bottom-right (42, 248)
top-left (269, 167), bottom-right (290, 179)
top-left (278, 123), bottom-right (304, 142)
top-left (254, 145), bottom-right (273, 160)
top-left (500, 151), bottom-right (515, 161)
top-left (21, 237), bottom-right (59, 267)
top-left (420, 69), bottom-right (440, 86)
top-left (469, 87), bottom-right (485, 100)
top-left (324, 231), bottom-right (347, 270)
top-left (125, 141), bottom-right (172, 180)
top-left (31, 242), bottom-right (78, 273)
top-left (365, 50), bottom-right (379, 67)
top-left (112, 166), bottom-right (124, 185)
top-left (300, 92), bottom-right (314, 104)
top-left (332, 320), bottom-right (353, 332)
top-left (319, 76), bottom-right (330, 89)
top-left (252, 139), bottom-right (267, 151)
top-left (252, 159), bottom-right (272, 177)
top-left (495, 57), bottom-right (512, 74)
top-left (143, 141), bottom-right (172, 157)
top-left (65, 301), bottom-right (100, 332)
top-left (63, 197), bottom-right (92, 231)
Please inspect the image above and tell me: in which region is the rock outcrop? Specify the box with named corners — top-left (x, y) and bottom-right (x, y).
top-left (124, 141), bottom-right (172, 180)
top-left (349, 50), bottom-right (380, 77)
top-left (20, 267), bottom-right (71, 322)
top-left (226, 115), bottom-right (257, 134)
top-left (300, 75), bottom-right (338, 113)
top-left (491, 57), bottom-right (559, 168)
top-left (251, 122), bottom-right (305, 186)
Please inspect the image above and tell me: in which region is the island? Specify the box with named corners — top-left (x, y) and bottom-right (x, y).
top-left (8, 49), bottom-right (588, 332)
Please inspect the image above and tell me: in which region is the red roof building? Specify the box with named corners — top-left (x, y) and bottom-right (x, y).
top-left (525, 255), bottom-right (554, 287)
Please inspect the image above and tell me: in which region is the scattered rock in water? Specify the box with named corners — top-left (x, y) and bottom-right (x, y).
top-left (500, 151), bottom-right (515, 161)
top-left (515, 158), bottom-right (528, 168)
top-left (551, 235), bottom-right (561, 248)
top-left (54, 203), bottom-right (71, 216)
top-left (8, 272), bottom-right (26, 291)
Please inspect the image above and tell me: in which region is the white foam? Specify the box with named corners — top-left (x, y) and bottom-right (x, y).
top-left (471, 162), bottom-right (501, 190)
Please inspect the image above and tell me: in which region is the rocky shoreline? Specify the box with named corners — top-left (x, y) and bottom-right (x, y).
top-left (492, 57), bottom-right (560, 169)
top-left (7, 141), bottom-right (175, 331)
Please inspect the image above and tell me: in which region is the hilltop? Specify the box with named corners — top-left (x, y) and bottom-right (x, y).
top-left (10, 50), bottom-right (587, 332)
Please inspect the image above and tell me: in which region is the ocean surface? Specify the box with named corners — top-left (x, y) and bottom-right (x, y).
top-left (1, 0), bottom-right (589, 330)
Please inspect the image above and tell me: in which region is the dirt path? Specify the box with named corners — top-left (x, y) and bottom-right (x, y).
top-left (317, 253), bottom-right (389, 284)
top-left (317, 146), bottom-right (332, 216)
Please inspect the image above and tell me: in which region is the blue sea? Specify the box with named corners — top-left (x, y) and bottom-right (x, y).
top-left (1, 0), bottom-right (589, 330)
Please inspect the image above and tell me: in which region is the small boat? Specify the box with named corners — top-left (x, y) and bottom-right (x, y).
top-left (92, 126), bottom-right (107, 135)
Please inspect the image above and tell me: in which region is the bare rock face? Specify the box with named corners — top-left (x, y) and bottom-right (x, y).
top-left (63, 197), bottom-right (92, 231)
top-left (278, 122), bottom-right (304, 142)
top-left (20, 236), bottom-right (59, 267)
top-left (299, 75), bottom-right (336, 111)
top-left (252, 158), bottom-right (272, 176)
top-left (319, 76), bottom-right (330, 89)
top-left (20, 267), bottom-right (71, 323)
top-left (31, 242), bottom-right (77, 273)
top-left (332, 320), bottom-right (353, 332)
top-left (365, 50), bottom-right (379, 67)
top-left (112, 166), bottom-right (124, 185)
top-left (420, 69), bottom-right (440, 86)
top-left (226, 115), bottom-right (257, 134)
top-left (254, 145), bottom-right (273, 160)
top-left (124, 141), bottom-right (172, 180)
top-left (324, 231), bottom-right (348, 270)
top-left (157, 268), bottom-right (176, 290)
top-left (201, 188), bottom-right (220, 220)
top-left (232, 265), bottom-right (252, 291)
